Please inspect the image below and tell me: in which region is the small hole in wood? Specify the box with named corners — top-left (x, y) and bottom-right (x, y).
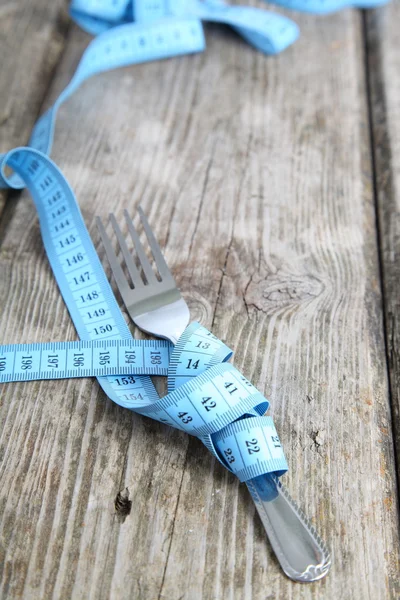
top-left (115, 488), bottom-right (132, 522)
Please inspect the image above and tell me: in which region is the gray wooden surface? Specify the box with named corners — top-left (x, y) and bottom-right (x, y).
top-left (367, 1), bottom-right (400, 487)
top-left (0, 1), bottom-right (399, 598)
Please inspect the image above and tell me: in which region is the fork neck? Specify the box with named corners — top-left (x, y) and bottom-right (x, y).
top-left (133, 298), bottom-right (190, 346)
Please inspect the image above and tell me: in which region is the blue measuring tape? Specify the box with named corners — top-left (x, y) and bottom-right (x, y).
top-left (69, 0), bottom-right (390, 39)
top-left (0, 146), bottom-right (286, 483)
top-left (0, 338), bottom-right (173, 381)
top-left (0, 321), bottom-right (233, 384)
top-left (0, 144), bottom-right (287, 484)
top-left (70, 0), bottom-right (299, 53)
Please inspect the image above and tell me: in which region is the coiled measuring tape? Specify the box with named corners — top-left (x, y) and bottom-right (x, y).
top-left (0, 148), bottom-right (287, 484)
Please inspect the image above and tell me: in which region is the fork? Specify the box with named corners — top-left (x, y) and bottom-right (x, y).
top-left (96, 207), bottom-right (331, 583)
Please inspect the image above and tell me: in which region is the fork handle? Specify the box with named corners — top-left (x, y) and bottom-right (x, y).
top-left (246, 475), bottom-right (331, 582)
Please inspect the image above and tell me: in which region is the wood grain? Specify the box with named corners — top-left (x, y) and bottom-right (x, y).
top-left (0, 2), bottom-right (399, 598)
top-left (366, 1), bottom-right (400, 486)
top-left (0, 0), bottom-right (70, 218)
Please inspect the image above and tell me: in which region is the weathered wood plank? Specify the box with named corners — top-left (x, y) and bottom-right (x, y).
top-left (0, 3), bottom-right (399, 599)
top-left (155, 11), bottom-right (400, 600)
top-left (0, 0), bottom-right (69, 217)
top-left (366, 1), bottom-right (400, 487)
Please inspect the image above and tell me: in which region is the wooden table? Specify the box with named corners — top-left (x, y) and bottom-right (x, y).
top-left (1, 1), bottom-right (399, 598)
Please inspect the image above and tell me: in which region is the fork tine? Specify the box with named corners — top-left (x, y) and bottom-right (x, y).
top-left (109, 213), bottom-right (144, 289)
top-left (138, 206), bottom-right (173, 281)
top-left (123, 210), bottom-right (157, 285)
top-left (96, 216), bottom-right (131, 295)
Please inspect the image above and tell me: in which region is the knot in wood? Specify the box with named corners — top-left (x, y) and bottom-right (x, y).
top-left (245, 271), bottom-right (323, 314)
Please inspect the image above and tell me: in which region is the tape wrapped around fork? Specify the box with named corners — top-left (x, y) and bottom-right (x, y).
top-left (0, 149), bottom-right (288, 484)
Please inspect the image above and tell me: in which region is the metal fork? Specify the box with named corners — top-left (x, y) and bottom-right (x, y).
top-left (95, 208), bottom-right (190, 343)
top-left (96, 208), bottom-right (331, 583)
